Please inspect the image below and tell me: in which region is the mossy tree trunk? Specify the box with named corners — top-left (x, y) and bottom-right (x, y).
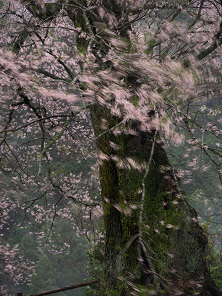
top-left (90, 104), bottom-right (221, 296)
top-left (84, 1), bottom-right (221, 293)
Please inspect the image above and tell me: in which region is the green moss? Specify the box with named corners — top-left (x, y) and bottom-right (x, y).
top-left (91, 103), bottom-right (209, 294)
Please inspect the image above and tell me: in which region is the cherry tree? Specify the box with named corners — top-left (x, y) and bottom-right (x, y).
top-left (0, 0), bottom-right (222, 295)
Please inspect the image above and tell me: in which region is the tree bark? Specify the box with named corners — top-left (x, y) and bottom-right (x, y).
top-left (90, 104), bottom-right (222, 296)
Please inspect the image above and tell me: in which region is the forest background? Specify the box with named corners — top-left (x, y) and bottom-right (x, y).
top-left (0, 0), bottom-right (222, 295)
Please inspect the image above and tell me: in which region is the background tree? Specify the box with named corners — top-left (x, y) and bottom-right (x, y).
top-left (0, 0), bottom-right (222, 295)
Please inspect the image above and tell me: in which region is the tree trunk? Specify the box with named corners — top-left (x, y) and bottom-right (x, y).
top-left (65, 1), bottom-right (222, 294)
top-left (90, 105), bottom-right (221, 296)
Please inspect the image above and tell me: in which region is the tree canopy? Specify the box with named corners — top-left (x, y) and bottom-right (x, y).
top-left (0, 1), bottom-right (222, 295)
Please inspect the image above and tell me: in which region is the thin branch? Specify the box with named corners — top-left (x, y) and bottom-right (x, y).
top-left (45, 49), bottom-right (75, 80)
top-left (138, 130), bottom-right (157, 260)
top-left (39, 113), bottom-right (74, 160)
top-left (116, 233), bottom-right (139, 272)
top-left (32, 67), bottom-right (73, 83)
top-left (37, 113), bottom-right (74, 175)
top-left (4, 114), bottom-right (72, 134)
top-left (188, 0), bottom-right (205, 29)
top-left (197, 20), bottom-right (222, 60)
top-left (30, 279), bottom-right (100, 296)
top-left (0, 109), bottom-right (14, 147)
top-left (18, 88), bottom-right (46, 152)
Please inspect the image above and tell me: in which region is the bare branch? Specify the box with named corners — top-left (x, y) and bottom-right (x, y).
top-left (30, 279), bottom-right (100, 296)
